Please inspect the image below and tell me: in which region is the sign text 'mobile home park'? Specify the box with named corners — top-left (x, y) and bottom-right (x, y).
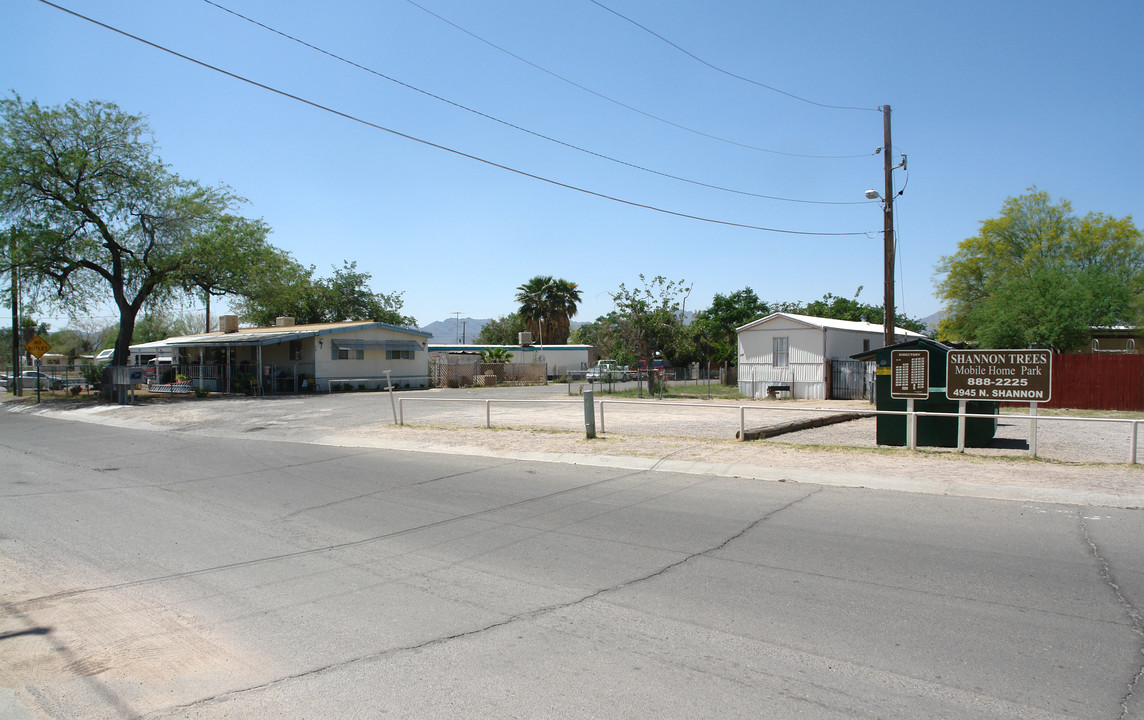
top-left (945, 349), bottom-right (1052, 402)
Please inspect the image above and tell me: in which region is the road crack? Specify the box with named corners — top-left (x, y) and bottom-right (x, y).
top-left (148, 485), bottom-right (824, 718)
top-left (1081, 512), bottom-right (1143, 719)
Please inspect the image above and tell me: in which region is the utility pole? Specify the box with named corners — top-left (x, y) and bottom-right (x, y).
top-left (9, 233), bottom-right (21, 397)
top-left (882, 104), bottom-right (895, 348)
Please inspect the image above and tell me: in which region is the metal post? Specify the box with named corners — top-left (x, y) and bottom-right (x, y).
top-left (1131, 420), bottom-right (1139, 465)
top-left (1029, 403), bottom-right (1038, 458)
top-left (957, 399), bottom-right (967, 453)
top-left (583, 389), bottom-right (596, 439)
top-left (739, 406), bottom-right (746, 441)
top-left (398, 397), bottom-right (405, 425)
top-left (385, 370), bottom-right (397, 424)
top-left (485, 399), bottom-right (491, 428)
top-left (906, 398), bottom-right (916, 450)
top-left (599, 400), bottom-right (606, 434)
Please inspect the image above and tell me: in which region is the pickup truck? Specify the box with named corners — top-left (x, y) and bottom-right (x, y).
top-left (587, 360), bottom-right (631, 382)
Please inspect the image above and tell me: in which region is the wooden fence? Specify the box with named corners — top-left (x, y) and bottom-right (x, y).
top-left (1038, 353), bottom-right (1143, 411)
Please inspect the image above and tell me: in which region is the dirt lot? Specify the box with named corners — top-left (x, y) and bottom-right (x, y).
top-left (5, 388), bottom-right (1143, 507)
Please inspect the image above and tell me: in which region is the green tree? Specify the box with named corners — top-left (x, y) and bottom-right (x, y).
top-left (477, 312), bottom-right (526, 344)
top-left (515, 276), bottom-right (582, 345)
top-left (131, 311), bottom-right (177, 344)
top-left (776, 287), bottom-right (928, 334)
top-left (608, 275), bottom-right (692, 374)
top-left (687, 287), bottom-right (769, 366)
top-left (235, 260), bottom-right (414, 327)
top-left (935, 189), bottom-right (1143, 350)
top-left (570, 312), bottom-right (628, 361)
top-left (0, 96), bottom-right (262, 366)
top-left (176, 214), bottom-right (289, 333)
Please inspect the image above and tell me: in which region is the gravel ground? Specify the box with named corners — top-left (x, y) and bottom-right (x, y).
top-left (389, 386), bottom-right (1140, 465)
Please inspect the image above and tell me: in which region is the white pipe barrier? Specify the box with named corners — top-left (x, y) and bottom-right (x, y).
top-left (395, 397), bottom-right (1143, 464)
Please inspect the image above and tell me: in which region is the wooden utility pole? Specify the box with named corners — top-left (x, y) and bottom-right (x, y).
top-left (882, 105), bottom-right (895, 348)
top-left (9, 233), bottom-right (21, 397)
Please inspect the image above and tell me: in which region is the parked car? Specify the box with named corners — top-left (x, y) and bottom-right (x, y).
top-left (3, 370), bottom-right (65, 390)
top-left (587, 360), bottom-right (631, 382)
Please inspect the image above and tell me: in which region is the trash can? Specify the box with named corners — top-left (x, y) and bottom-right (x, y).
top-left (871, 339), bottom-right (998, 448)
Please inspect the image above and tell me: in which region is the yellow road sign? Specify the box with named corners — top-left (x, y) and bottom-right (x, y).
top-left (25, 335), bottom-right (51, 359)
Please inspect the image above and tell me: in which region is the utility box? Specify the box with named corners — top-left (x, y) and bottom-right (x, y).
top-left (861, 338), bottom-right (998, 448)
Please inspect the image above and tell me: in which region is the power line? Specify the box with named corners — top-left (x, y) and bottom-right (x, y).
top-left (34, 0), bottom-right (877, 237)
top-left (587, 0), bottom-right (880, 114)
top-left (200, 0), bottom-right (871, 206)
top-left (401, 0), bottom-right (874, 160)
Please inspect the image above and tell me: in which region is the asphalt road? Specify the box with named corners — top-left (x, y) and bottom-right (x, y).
top-left (1, 410), bottom-right (1143, 719)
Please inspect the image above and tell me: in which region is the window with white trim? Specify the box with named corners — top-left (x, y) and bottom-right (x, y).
top-left (773, 337), bottom-right (789, 368)
top-left (337, 348), bottom-right (364, 360)
top-left (386, 350), bottom-right (414, 360)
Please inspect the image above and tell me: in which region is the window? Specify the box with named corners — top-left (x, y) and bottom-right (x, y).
top-left (289, 340), bottom-right (302, 360)
top-left (863, 339), bottom-right (871, 353)
top-left (337, 348), bottom-right (364, 360)
top-left (386, 350), bottom-right (414, 360)
top-left (773, 337), bottom-right (789, 368)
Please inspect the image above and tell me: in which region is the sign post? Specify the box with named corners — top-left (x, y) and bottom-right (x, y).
top-left (945, 350), bottom-right (1052, 457)
top-left (890, 349), bottom-right (929, 450)
top-left (24, 335), bottom-right (51, 402)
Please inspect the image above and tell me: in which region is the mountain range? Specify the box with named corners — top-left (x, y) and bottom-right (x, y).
top-left (420, 317), bottom-right (490, 344)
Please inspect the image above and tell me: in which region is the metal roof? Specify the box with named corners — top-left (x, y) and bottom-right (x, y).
top-left (135, 321), bottom-right (430, 350)
top-left (736, 312), bottom-right (927, 337)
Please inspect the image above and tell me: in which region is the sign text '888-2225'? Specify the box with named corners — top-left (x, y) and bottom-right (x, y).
top-left (945, 350), bottom-right (1052, 402)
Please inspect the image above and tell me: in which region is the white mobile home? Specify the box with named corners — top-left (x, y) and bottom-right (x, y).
top-left (737, 313), bottom-right (926, 400)
top-left (141, 317), bottom-right (431, 393)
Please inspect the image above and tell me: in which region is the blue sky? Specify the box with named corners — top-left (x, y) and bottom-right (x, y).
top-left (6, 0), bottom-right (1142, 330)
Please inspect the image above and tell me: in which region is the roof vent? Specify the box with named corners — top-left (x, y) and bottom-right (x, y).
top-left (219, 315), bottom-right (239, 333)
top-left (275, 316), bottom-right (295, 327)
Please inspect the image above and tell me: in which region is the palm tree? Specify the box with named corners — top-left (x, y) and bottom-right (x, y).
top-left (479, 347), bottom-right (514, 362)
top-left (515, 276), bottom-right (582, 345)
top-left (545, 278), bottom-right (582, 344)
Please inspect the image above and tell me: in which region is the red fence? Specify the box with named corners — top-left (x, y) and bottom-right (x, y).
top-left (1038, 354), bottom-right (1143, 411)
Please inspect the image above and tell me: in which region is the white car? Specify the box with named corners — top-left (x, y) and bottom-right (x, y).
top-left (3, 370), bottom-right (65, 390)
top-left (587, 360), bottom-right (631, 382)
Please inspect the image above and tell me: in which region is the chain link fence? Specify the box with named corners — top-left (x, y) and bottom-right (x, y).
top-left (430, 360), bottom-right (547, 388)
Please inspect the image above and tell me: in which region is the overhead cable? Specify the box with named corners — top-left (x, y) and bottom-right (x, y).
top-left (200, 0), bottom-right (871, 206)
top-left (402, 0), bottom-right (873, 160)
top-left (34, 0), bottom-right (876, 236)
top-left (588, 0), bottom-right (879, 113)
